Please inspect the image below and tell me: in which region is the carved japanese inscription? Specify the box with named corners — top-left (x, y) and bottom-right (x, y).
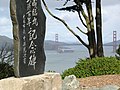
top-left (10, 0), bottom-right (46, 77)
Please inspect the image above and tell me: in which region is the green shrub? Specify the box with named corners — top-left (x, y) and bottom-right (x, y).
top-left (0, 62), bottom-right (14, 79)
top-left (61, 57), bottom-right (120, 79)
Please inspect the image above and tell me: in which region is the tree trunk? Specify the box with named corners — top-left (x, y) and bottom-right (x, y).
top-left (86, 0), bottom-right (97, 58)
top-left (96, 0), bottom-right (104, 57)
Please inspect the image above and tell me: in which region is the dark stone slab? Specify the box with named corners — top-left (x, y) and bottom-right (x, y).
top-left (10, 0), bottom-right (46, 77)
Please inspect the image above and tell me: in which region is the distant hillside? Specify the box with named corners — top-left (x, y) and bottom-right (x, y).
top-left (104, 40), bottom-right (120, 46)
top-left (0, 35), bottom-right (13, 47)
top-left (0, 36), bottom-right (69, 50)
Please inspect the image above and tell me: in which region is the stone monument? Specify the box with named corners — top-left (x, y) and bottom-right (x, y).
top-left (10, 0), bottom-right (46, 77)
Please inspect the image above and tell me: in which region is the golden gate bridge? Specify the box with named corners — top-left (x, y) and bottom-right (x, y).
top-left (54, 31), bottom-right (120, 53)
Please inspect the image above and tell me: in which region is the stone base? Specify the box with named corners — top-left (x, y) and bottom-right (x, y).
top-left (0, 73), bottom-right (62, 90)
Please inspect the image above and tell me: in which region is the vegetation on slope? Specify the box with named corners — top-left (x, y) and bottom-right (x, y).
top-left (62, 57), bottom-right (120, 79)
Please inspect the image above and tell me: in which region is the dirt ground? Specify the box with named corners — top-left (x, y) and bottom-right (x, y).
top-left (78, 74), bottom-right (120, 88)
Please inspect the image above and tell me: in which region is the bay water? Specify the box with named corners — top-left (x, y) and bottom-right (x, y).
top-left (45, 45), bottom-right (116, 73)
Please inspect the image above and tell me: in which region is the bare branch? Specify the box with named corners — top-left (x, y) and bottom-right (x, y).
top-left (76, 27), bottom-right (87, 35)
top-left (77, 11), bottom-right (87, 28)
top-left (56, 5), bottom-right (78, 12)
top-left (74, 0), bottom-right (86, 5)
top-left (0, 43), bottom-right (13, 64)
top-left (0, 43), bottom-right (7, 56)
top-left (63, 0), bottom-right (71, 6)
top-left (75, 34), bottom-right (89, 48)
top-left (80, 6), bottom-right (88, 22)
top-left (42, 0), bottom-right (88, 48)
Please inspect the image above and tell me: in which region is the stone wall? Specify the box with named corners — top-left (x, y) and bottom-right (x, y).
top-left (1, 74), bottom-right (120, 90)
top-left (0, 73), bottom-right (62, 90)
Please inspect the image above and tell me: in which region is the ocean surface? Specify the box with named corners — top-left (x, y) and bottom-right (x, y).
top-left (45, 45), bottom-right (116, 73)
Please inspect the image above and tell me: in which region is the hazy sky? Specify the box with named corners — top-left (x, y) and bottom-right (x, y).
top-left (0, 0), bottom-right (120, 43)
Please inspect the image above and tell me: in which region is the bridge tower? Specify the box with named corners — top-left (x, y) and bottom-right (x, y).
top-left (113, 31), bottom-right (117, 52)
top-left (55, 34), bottom-right (59, 50)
